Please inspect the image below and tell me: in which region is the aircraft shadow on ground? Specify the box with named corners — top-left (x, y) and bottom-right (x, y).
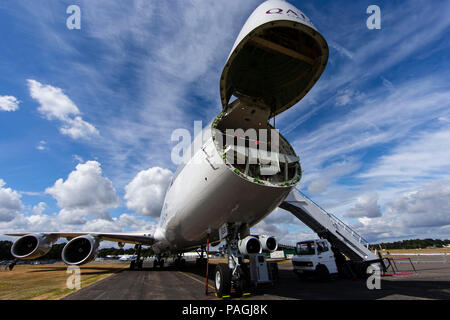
top-left (135, 261), bottom-right (450, 300)
top-left (28, 266), bottom-right (128, 276)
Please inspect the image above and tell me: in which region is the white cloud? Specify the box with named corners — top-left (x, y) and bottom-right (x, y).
top-left (27, 79), bottom-right (99, 140)
top-left (60, 116), bottom-right (99, 140)
top-left (329, 41), bottom-right (354, 60)
top-left (36, 140), bottom-right (47, 151)
top-left (308, 179), bottom-right (330, 194)
top-left (345, 193), bottom-right (381, 218)
top-left (45, 161), bottom-right (120, 224)
top-left (32, 202), bottom-right (47, 215)
top-left (350, 181), bottom-right (450, 242)
top-left (335, 89), bottom-right (365, 107)
top-left (73, 155), bottom-right (84, 163)
top-left (0, 95), bottom-right (20, 112)
top-left (0, 179), bottom-right (24, 222)
top-left (116, 213), bottom-right (157, 232)
top-left (124, 167), bottom-right (172, 218)
top-left (381, 77), bottom-right (394, 89)
top-left (360, 128), bottom-right (450, 183)
top-left (305, 159), bottom-right (362, 195)
top-left (385, 181), bottom-right (450, 228)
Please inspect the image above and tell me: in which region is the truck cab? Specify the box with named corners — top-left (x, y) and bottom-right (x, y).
top-left (292, 239), bottom-right (338, 280)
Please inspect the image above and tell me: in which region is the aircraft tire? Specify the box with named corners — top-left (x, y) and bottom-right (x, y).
top-left (214, 263), bottom-right (231, 298)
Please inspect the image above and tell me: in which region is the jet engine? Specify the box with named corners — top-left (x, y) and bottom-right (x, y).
top-left (238, 236), bottom-right (262, 254)
top-left (62, 235), bottom-right (100, 265)
top-left (259, 235), bottom-right (278, 252)
top-left (11, 233), bottom-right (53, 260)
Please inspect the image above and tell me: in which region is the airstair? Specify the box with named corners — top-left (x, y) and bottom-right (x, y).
top-left (280, 188), bottom-right (380, 263)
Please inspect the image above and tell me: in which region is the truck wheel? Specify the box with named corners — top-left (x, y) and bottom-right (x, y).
top-left (215, 263), bottom-right (231, 298)
top-left (316, 265), bottom-right (330, 281)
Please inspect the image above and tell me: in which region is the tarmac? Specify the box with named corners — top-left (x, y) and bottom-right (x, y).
top-left (63, 255), bottom-right (450, 300)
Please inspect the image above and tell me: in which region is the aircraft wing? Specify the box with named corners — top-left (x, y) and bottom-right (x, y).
top-left (5, 232), bottom-right (155, 245)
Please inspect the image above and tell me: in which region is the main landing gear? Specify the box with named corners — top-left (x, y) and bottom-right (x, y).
top-left (213, 224), bottom-right (251, 298)
top-left (174, 254), bottom-right (186, 268)
top-left (196, 245), bottom-right (207, 266)
top-left (153, 255), bottom-right (165, 269)
top-left (130, 244), bottom-right (144, 270)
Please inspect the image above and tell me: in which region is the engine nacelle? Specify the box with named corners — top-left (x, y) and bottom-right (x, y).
top-left (62, 235), bottom-right (100, 266)
top-left (11, 234), bottom-right (53, 260)
top-left (259, 235), bottom-right (278, 252)
top-left (238, 236), bottom-right (262, 255)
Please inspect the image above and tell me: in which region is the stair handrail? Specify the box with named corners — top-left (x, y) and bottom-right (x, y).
top-left (292, 188), bottom-right (371, 248)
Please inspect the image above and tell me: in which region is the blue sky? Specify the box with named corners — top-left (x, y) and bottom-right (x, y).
top-left (0, 0), bottom-right (449, 245)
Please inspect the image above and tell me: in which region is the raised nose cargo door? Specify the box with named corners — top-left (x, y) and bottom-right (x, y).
top-left (220, 0), bottom-right (329, 116)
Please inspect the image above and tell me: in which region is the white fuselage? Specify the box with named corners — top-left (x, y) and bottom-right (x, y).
top-left (152, 124), bottom-right (293, 253)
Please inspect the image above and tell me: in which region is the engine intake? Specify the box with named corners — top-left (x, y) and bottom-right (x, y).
top-left (62, 235), bottom-right (99, 265)
top-left (238, 236), bottom-right (262, 255)
top-left (259, 235), bottom-right (278, 252)
top-left (11, 234), bottom-right (53, 260)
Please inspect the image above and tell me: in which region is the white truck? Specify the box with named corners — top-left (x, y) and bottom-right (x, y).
top-left (292, 239), bottom-right (338, 280)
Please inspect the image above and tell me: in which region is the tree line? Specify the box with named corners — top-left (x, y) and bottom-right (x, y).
top-left (370, 238), bottom-right (450, 250)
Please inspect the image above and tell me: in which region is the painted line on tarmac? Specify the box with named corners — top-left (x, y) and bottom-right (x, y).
top-left (177, 271), bottom-right (215, 291)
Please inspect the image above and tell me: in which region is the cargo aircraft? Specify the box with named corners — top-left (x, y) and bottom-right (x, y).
top-left (6, 0), bottom-right (329, 297)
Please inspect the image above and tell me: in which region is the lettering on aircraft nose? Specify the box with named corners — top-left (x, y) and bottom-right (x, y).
top-left (266, 8), bottom-right (307, 20)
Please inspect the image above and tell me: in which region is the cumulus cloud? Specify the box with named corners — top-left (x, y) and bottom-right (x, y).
top-left (0, 179), bottom-right (24, 222)
top-left (345, 193), bottom-right (381, 218)
top-left (32, 202), bottom-right (47, 215)
top-left (45, 161), bottom-right (120, 224)
top-left (27, 79), bottom-right (99, 140)
top-left (124, 167), bottom-right (172, 218)
top-left (386, 181), bottom-right (450, 228)
top-left (60, 116), bottom-right (99, 140)
top-left (0, 95), bottom-right (20, 112)
top-left (116, 213), bottom-right (158, 232)
top-left (351, 181), bottom-right (450, 241)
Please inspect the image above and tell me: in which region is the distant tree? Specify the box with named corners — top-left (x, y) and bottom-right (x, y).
top-left (46, 243), bottom-right (66, 260)
top-left (371, 238), bottom-right (449, 250)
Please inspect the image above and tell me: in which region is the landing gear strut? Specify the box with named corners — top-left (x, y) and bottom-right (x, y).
top-left (130, 244), bottom-right (143, 270)
top-left (153, 255), bottom-right (165, 268)
top-left (174, 254), bottom-right (186, 268)
top-left (214, 224), bottom-right (250, 298)
top-left (196, 245), bottom-right (207, 266)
